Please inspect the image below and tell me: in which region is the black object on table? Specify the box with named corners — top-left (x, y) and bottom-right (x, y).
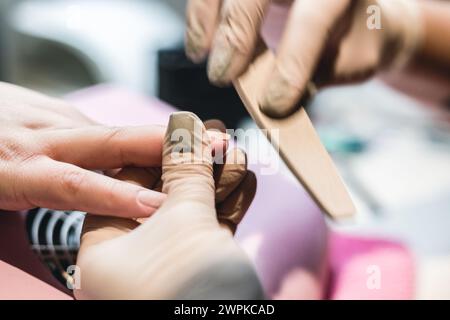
top-left (158, 48), bottom-right (248, 129)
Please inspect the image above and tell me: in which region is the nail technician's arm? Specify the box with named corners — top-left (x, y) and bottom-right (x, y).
top-left (75, 112), bottom-right (263, 300)
top-left (186, 0), bottom-right (450, 118)
top-left (0, 82), bottom-right (166, 218)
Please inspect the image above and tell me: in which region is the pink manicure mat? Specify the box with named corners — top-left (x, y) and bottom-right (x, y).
top-left (0, 85), bottom-right (415, 299)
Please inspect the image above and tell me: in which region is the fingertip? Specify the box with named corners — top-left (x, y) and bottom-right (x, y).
top-left (135, 189), bottom-right (166, 217)
top-left (207, 57), bottom-right (233, 87)
top-left (207, 49), bottom-right (251, 87)
top-left (259, 100), bottom-right (295, 119)
top-left (204, 119), bottom-right (227, 133)
top-left (259, 81), bottom-right (302, 119)
top-left (185, 34), bottom-right (208, 63)
top-left (208, 131), bottom-right (229, 161)
top-left (205, 119), bottom-right (229, 161)
top-left (167, 111), bottom-right (203, 131)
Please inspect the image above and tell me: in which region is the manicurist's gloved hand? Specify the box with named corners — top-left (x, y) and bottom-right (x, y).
top-left (185, 0), bottom-right (423, 117)
top-left (75, 112), bottom-right (262, 299)
top-left (0, 82), bottom-right (167, 217)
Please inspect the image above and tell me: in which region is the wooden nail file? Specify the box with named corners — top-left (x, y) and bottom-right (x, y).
top-left (233, 49), bottom-right (355, 219)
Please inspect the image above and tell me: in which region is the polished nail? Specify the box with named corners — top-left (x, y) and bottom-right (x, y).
top-left (137, 190), bottom-right (165, 211)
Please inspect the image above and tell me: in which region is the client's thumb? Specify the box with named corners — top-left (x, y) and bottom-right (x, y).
top-left (161, 112), bottom-right (215, 209)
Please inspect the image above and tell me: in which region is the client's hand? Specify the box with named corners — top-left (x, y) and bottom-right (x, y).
top-left (74, 112), bottom-right (263, 300)
top-left (0, 82), bottom-right (166, 217)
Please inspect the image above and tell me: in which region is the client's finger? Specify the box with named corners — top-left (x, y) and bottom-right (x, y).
top-left (20, 157), bottom-right (165, 218)
top-left (161, 112), bottom-right (215, 210)
top-left (81, 166), bottom-right (163, 248)
top-left (114, 166), bottom-right (163, 224)
top-left (41, 125), bottom-right (166, 169)
top-left (114, 167), bottom-right (162, 190)
top-left (204, 119), bottom-right (227, 133)
top-left (205, 119), bottom-right (229, 165)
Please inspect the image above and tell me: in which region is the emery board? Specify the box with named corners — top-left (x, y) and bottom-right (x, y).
top-left (233, 49), bottom-right (355, 219)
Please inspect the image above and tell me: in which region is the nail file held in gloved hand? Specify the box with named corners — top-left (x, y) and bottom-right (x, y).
top-left (233, 49), bottom-right (355, 219)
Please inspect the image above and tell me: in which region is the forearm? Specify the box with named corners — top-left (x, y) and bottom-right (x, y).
top-left (414, 0), bottom-right (450, 73)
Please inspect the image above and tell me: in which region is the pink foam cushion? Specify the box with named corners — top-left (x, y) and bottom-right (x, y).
top-left (66, 85), bottom-right (175, 126)
top-left (0, 211), bottom-right (72, 299)
top-left (328, 233), bottom-right (415, 300)
top-left (0, 260), bottom-right (71, 300)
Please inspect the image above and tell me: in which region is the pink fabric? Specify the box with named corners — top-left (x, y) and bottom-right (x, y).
top-left (235, 166), bottom-right (329, 299)
top-left (66, 85), bottom-right (175, 126)
top-left (0, 212), bottom-right (72, 299)
top-left (328, 233), bottom-right (415, 300)
top-left (0, 260), bottom-right (71, 300)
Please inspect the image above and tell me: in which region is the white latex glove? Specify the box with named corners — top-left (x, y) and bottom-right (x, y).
top-left (185, 0), bottom-right (423, 117)
top-left (74, 112), bottom-right (263, 300)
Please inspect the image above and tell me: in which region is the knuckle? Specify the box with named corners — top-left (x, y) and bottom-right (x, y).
top-left (105, 127), bottom-right (127, 165)
top-left (105, 179), bottom-right (121, 198)
top-left (60, 169), bottom-right (86, 195)
top-left (0, 131), bottom-right (44, 163)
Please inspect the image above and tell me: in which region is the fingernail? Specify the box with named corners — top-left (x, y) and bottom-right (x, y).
top-left (208, 33), bottom-right (234, 85)
top-left (137, 190), bottom-right (165, 211)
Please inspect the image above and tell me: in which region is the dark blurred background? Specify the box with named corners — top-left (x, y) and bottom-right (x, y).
top-left (158, 49), bottom-right (247, 128)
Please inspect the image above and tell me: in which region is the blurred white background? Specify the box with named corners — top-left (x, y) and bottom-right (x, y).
top-left (1, 0), bottom-right (187, 95)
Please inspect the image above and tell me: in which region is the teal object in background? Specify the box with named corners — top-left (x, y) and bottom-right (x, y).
top-left (319, 129), bottom-right (367, 155)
